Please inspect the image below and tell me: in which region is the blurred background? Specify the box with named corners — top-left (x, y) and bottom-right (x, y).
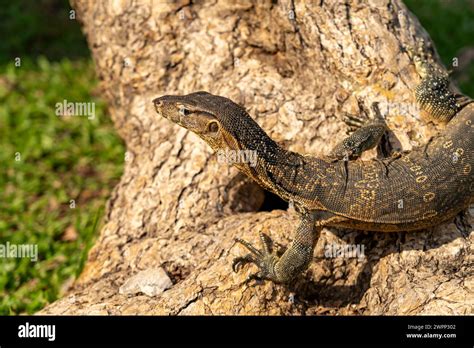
top-left (0, 0), bottom-right (472, 315)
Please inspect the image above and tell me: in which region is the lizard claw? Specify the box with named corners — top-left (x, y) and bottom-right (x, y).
top-left (232, 233), bottom-right (280, 282)
top-left (232, 254), bottom-right (256, 272)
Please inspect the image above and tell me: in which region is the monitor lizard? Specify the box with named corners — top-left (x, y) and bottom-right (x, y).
top-left (153, 43), bottom-right (473, 284)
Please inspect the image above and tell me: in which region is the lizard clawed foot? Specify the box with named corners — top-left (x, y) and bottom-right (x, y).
top-left (232, 232), bottom-right (280, 283)
top-left (342, 113), bottom-right (366, 132)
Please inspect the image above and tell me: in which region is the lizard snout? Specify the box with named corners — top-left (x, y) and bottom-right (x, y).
top-left (153, 98), bottom-right (164, 108)
top-left (153, 98), bottom-right (163, 105)
top-left (153, 98), bottom-right (164, 117)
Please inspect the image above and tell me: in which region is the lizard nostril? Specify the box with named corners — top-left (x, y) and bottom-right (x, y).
top-left (153, 99), bottom-right (164, 115)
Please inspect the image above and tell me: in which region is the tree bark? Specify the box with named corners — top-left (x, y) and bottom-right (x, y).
top-left (41, 0), bottom-right (473, 315)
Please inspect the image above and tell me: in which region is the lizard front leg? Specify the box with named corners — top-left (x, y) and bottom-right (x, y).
top-left (406, 39), bottom-right (462, 123)
top-left (233, 211), bottom-right (320, 283)
top-left (329, 103), bottom-right (387, 161)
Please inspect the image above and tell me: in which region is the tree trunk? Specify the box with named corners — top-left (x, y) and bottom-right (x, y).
top-left (41, 0), bottom-right (473, 315)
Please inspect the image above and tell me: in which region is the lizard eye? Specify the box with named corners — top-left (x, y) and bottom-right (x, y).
top-left (179, 107), bottom-right (190, 117)
top-left (207, 121), bottom-right (219, 133)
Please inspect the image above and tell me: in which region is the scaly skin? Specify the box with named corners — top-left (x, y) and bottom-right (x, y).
top-left (153, 48), bottom-right (473, 284)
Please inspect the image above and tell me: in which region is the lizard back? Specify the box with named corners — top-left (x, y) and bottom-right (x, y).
top-left (309, 103), bottom-right (474, 230)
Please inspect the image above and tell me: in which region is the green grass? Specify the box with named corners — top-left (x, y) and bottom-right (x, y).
top-left (0, 0), bottom-right (124, 315)
top-left (0, 58), bottom-right (124, 314)
top-left (0, 0), bottom-right (89, 63)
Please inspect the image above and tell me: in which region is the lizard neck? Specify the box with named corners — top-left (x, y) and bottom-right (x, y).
top-left (229, 129), bottom-right (329, 206)
top-left (216, 105), bottom-right (330, 207)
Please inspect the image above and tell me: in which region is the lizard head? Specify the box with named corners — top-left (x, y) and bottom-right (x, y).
top-left (153, 91), bottom-right (276, 156)
top-left (153, 91), bottom-right (236, 152)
